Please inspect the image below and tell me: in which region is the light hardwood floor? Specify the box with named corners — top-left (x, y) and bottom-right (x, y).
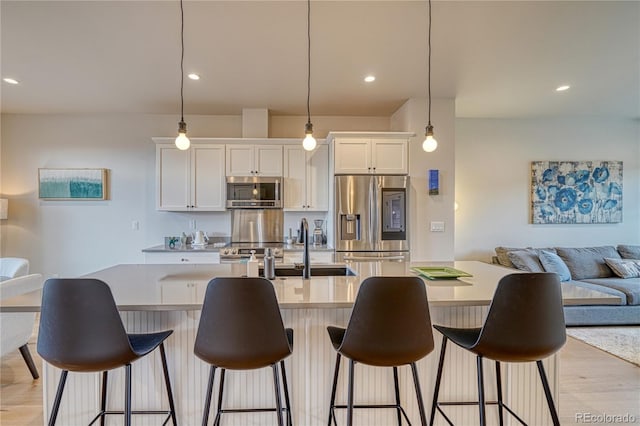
top-left (1, 337), bottom-right (639, 425)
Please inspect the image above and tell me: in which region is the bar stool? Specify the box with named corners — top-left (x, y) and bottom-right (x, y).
top-left (429, 272), bottom-right (566, 426)
top-left (194, 277), bottom-right (293, 426)
top-left (37, 278), bottom-right (177, 426)
top-left (326, 276), bottom-right (434, 426)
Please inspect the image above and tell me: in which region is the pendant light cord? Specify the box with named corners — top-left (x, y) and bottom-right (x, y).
top-left (427, 0), bottom-right (432, 126)
top-left (180, 0), bottom-right (185, 123)
top-left (306, 0), bottom-right (312, 125)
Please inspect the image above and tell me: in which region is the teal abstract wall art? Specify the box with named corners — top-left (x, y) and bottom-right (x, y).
top-left (39, 169), bottom-right (108, 200)
top-left (531, 161), bottom-right (622, 224)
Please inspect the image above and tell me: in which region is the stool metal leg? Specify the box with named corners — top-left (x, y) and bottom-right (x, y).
top-left (124, 364), bottom-right (132, 426)
top-left (495, 361), bottom-right (504, 426)
top-left (537, 360), bottom-right (561, 426)
top-left (159, 343), bottom-right (178, 426)
top-left (346, 359), bottom-right (355, 426)
top-left (214, 369), bottom-right (226, 426)
top-left (328, 353), bottom-right (341, 426)
top-left (100, 371), bottom-right (108, 426)
top-left (48, 370), bottom-right (68, 426)
top-left (393, 366), bottom-right (402, 426)
top-left (18, 344), bottom-right (39, 379)
top-left (429, 336), bottom-right (448, 426)
top-left (280, 360), bottom-right (293, 426)
top-left (272, 363), bottom-right (285, 426)
top-left (202, 366), bottom-right (216, 426)
top-left (410, 362), bottom-right (428, 426)
top-left (476, 356), bottom-right (486, 426)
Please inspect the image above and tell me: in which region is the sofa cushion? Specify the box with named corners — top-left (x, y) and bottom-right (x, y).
top-left (555, 246), bottom-right (620, 280)
top-left (539, 250), bottom-right (572, 281)
top-left (507, 250), bottom-right (545, 272)
top-left (495, 247), bottom-right (521, 268)
top-left (617, 244), bottom-right (640, 260)
top-left (495, 246), bottom-right (557, 268)
top-left (580, 277), bottom-right (640, 305)
top-left (604, 258), bottom-right (640, 279)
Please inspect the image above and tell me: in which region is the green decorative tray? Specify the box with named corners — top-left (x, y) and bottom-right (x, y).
top-left (411, 266), bottom-right (473, 280)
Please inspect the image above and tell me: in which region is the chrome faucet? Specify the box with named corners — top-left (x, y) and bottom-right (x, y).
top-left (300, 218), bottom-right (310, 279)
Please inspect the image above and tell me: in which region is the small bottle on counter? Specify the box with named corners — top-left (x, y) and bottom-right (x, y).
top-left (263, 248), bottom-right (275, 280)
top-left (247, 250), bottom-right (259, 277)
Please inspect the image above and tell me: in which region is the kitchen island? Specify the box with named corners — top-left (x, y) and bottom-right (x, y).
top-left (1, 261), bottom-right (620, 425)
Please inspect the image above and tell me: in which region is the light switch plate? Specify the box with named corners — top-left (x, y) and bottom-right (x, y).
top-left (430, 221), bottom-right (445, 232)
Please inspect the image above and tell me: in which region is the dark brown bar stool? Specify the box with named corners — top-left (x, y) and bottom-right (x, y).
top-left (429, 272), bottom-right (566, 426)
top-left (37, 278), bottom-right (177, 426)
top-left (326, 276), bottom-right (434, 426)
top-left (194, 277), bottom-right (293, 426)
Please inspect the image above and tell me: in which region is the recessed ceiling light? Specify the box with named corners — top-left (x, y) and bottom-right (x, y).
top-left (364, 75), bottom-right (376, 83)
top-left (3, 78), bottom-right (19, 85)
top-left (188, 73), bottom-right (200, 80)
top-left (556, 85), bottom-right (570, 92)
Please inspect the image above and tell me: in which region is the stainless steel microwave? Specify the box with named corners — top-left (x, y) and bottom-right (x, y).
top-left (226, 176), bottom-right (282, 208)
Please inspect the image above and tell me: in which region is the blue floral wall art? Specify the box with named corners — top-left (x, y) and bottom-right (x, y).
top-left (531, 161), bottom-right (622, 224)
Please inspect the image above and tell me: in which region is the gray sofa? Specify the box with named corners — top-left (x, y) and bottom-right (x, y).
top-left (493, 245), bottom-right (640, 326)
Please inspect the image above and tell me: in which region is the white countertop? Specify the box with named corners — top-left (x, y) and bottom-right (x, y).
top-left (142, 243), bottom-right (334, 253)
top-left (0, 261), bottom-right (620, 312)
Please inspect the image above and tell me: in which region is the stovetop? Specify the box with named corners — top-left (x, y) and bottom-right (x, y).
top-left (220, 242), bottom-right (284, 258)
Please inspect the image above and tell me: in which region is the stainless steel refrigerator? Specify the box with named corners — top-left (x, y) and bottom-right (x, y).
top-left (334, 175), bottom-right (409, 262)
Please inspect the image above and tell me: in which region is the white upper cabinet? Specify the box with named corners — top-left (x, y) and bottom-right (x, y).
top-left (226, 145), bottom-right (283, 176)
top-left (156, 143), bottom-right (225, 211)
top-left (284, 144), bottom-right (329, 211)
top-left (330, 132), bottom-right (411, 175)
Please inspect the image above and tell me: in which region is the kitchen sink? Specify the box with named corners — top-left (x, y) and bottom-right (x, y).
top-left (259, 264), bottom-right (356, 277)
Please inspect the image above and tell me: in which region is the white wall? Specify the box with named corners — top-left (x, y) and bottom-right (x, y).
top-left (455, 117), bottom-right (640, 262)
top-left (392, 98), bottom-right (457, 261)
top-left (0, 113), bottom-right (388, 277)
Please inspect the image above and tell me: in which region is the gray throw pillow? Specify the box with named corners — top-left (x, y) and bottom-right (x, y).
top-left (604, 257), bottom-right (640, 278)
top-left (539, 250), bottom-right (572, 281)
top-left (507, 250), bottom-right (545, 272)
top-left (494, 247), bottom-right (521, 268)
top-left (555, 246), bottom-right (620, 280)
top-left (617, 245), bottom-right (640, 260)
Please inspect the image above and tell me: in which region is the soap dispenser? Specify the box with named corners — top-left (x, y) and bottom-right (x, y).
top-left (247, 250), bottom-right (259, 277)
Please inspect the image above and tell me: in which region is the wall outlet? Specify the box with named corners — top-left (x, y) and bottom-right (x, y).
top-left (189, 219), bottom-right (196, 230)
top-left (430, 221), bottom-right (445, 232)
top-left (131, 220), bottom-right (140, 231)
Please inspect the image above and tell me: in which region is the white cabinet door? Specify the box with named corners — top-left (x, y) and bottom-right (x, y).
top-left (333, 138), bottom-right (371, 174)
top-left (255, 145), bottom-right (283, 176)
top-left (157, 144), bottom-right (190, 211)
top-left (226, 144), bottom-right (283, 176)
top-left (307, 144), bottom-right (329, 211)
top-left (371, 139), bottom-right (408, 174)
top-left (192, 145), bottom-right (225, 211)
top-left (226, 145), bottom-right (255, 176)
top-left (284, 146), bottom-right (307, 210)
top-left (333, 137), bottom-right (408, 175)
top-left (284, 145), bottom-right (329, 211)
top-left (156, 143), bottom-right (226, 211)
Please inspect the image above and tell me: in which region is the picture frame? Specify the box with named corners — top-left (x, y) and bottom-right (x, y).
top-left (38, 168), bottom-right (109, 200)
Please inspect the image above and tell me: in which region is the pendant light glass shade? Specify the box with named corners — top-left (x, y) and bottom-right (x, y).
top-left (423, 0), bottom-right (437, 153)
top-left (302, 0), bottom-right (316, 151)
top-left (422, 124), bottom-right (437, 152)
top-left (175, 0), bottom-right (190, 151)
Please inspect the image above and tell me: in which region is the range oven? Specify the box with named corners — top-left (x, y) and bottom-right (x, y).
top-left (226, 176), bottom-right (282, 208)
top-left (219, 243), bottom-right (284, 262)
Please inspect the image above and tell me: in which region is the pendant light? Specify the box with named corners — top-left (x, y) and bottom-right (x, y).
top-left (175, 0), bottom-right (190, 151)
top-left (422, 0), bottom-right (437, 153)
top-left (302, 0), bottom-right (317, 151)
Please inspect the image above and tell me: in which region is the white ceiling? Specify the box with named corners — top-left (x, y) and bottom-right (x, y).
top-left (1, 0), bottom-right (639, 119)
